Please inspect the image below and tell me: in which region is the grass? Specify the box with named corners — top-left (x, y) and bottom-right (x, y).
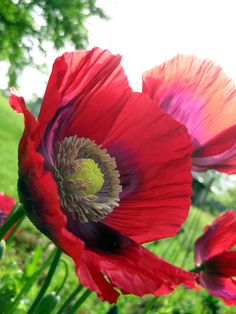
top-left (0, 93), bottom-right (23, 199)
top-left (0, 94), bottom-right (235, 313)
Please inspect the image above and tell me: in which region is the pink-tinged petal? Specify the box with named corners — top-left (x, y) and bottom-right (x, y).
top-left (37, 48), bottom-right (132, 157)
top-left (208, 251), bottom-right (236, 277)
top-left (193, 157), bottom-right (236, 174)
top-left (143, 55), bottom-right (236, 173)
top-left (76, 241), bottom-right (196, 303)
top-left (195, 211), bottom-right (236, 266)
top-left (199, 272), bottom-right (236, 306)
top-left (102, 93), bottom-right (192, 244)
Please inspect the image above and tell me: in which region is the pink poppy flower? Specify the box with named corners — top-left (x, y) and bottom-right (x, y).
top-left (195, 211), bottom-right (236, 305)
top-left (143, 55), bottom-right (236, 173)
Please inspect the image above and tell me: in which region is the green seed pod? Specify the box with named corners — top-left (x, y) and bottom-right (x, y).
top-left (0, 239), bottom-right (6, 259)
top-left (34, 292), bottom-right (60, 314)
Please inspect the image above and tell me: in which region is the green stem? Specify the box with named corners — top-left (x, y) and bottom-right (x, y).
top-left (67, 289), bottom-right (92, 314)
top-left (0, 203), bottom-right (25, 240)
top-left (6, 215), bottom-right (25, 244)
top-left (56, 284), bottom-right (83, 314)
top-left (56, 259), bottom-right (69, 295)
top-left (28, 249), bottom-right (62, 314)
top-left (6, 248), bottom-right (56, 314)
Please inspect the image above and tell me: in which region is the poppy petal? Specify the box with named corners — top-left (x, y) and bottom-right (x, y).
top-left (9, 88), bottom-right (37, 157)
top-left (37, 48), bottom-right (132, 159)
top-left (199, 272), bottom-right (236, 306)
top-left (102, 93), bottom-right (192, 243)
top-left (77, 240), bottom-right (196, 303)
top-left (143, 55), bottom-right (236, 173)
top-left (195, 211), bottom-right (236, 265)
top-left (77, 260), bottom-right (120, 303)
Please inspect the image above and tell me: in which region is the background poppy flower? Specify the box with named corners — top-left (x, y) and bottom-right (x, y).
top-left (143, 55), bottom-right (236, 174)
top-left (0, 192), bottom-right (16, 239)
top-left (194, 210), bottom-right (236, 305)
top-left (9, 48), bottom-right (196, 303)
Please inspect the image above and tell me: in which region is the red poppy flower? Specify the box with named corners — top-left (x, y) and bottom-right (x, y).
top-left (9, 48), bottom-right (196, 303)
top-left (0, 192), bottom-right (16, 238)
top-left (143, 55), bottom-right (236, 174)
top-left (195, 210), bottom-right (236, 305)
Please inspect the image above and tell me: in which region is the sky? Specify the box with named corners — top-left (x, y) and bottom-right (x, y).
top-left (2, 0), bottom-right (236, 101)
top-left (2, 0), bottom-right (236, 188)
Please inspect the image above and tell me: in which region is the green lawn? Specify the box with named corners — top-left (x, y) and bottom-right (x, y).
top-left (0, 93), bottom-right (23, 198)
top-left (0, 94), bottom-right (235, 313)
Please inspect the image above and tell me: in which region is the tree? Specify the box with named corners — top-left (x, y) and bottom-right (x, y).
top-left (0, 0), bottom-right (107, 86)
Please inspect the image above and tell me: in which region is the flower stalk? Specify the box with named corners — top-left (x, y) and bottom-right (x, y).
top-left (6, 248), bottom-right (57, 314)
top-left (6, 215), bottom-right (25, 244)
top-left (28, 249), bottom-right (62, 314)
top-left (67, 289), bottom-right (92, 314)
top-left (57, 284), bottom-right (83, 314)
top-left (56, 259), bottom-right (69, 295)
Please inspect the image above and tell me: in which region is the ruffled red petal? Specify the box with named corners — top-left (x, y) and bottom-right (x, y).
top-left (199, 272), bottom-right (236, 306)
top-left (76, 241), bottom-right (196, 303)
top-left (102, 93), bottom-right (192, 243)
top-left (9, 88), bottom-right (37, 159)
top-left (195, 211), bottom-right (236, 266)
top-left (143, 55), bottom-right (236, 173)
top-left (37, 48), bottom-right (132, 147)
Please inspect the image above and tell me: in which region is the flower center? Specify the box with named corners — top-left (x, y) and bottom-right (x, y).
top-left (52, 136), bottom-right (121, 223)
top-left (69, 159), bottom-right (104, 196)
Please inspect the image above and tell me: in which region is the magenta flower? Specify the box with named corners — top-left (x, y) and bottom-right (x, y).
top-left (143, 55), bottom-right (236, 173)
top-left (0, 192), bottom-right (16, 239)
top-left (195, 211), bottom-right (236, 305)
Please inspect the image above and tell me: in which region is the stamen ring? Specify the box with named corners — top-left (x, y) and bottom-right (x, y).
top-left (53, 136), bottom-right (122, 223)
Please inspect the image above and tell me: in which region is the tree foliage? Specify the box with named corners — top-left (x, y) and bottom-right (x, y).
top-left (0, 0), bottom-right (106, 86)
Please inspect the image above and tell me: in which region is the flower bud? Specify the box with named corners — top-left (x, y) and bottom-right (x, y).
top-left (34, 292), bottom-right (60, 314)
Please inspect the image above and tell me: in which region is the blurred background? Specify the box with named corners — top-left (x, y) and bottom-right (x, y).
top-left (1, 1), bottom-right (236, 313)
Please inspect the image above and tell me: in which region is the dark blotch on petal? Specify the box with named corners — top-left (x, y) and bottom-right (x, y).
top-left (18, 176), bottom-right (34, 217)
top-left (67, 219), bottom-right (132, 253)
top-left (17, 176), bottom-right (51, 239)
top-left (107, 145), bottom-right (139, 199)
